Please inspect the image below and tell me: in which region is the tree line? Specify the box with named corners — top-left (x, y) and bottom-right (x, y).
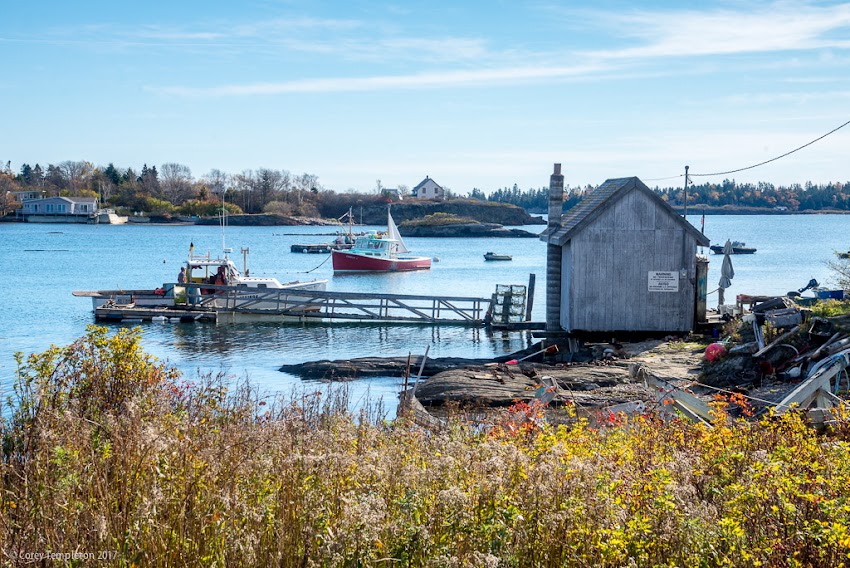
top-left (2, 159), bottom-right (849, 217)
top-left (480, 179), bottom-right (850, 213)
top-left (1, 160), bottom-right (332, 218)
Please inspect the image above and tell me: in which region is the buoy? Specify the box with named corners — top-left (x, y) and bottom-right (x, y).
top-left (152, 316), bottom-right (167, 322)
top-left (704, 342), bottom-right (726, 362)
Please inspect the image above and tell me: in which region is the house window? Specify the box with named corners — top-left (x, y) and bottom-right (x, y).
top-left (47, 204), bottom-right (54, 213)
top-left (58, 204), bottom-right (65, 212)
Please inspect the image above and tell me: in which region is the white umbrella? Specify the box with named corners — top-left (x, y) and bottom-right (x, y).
top-left (718, 239), bottom-right (735, 306)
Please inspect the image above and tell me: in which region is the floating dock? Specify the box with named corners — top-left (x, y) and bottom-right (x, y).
top-left (92, 284), bottom-right (497, 326)
top-left (290, 243), bottom-right (353, 253)
top-left (95, 305), bottom-right (217, 323)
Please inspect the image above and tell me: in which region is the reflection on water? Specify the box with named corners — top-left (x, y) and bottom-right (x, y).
top-left (137, 320), bottom-right (533, 367)
top-left (95, 320), bottom-right (536, 415)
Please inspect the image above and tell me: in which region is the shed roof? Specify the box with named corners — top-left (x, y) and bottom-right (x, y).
top-left (542, 176), bottom-right (710, 247)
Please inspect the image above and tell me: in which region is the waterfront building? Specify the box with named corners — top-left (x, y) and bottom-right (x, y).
top-left (19, 196), bottom-right (98, 223)
top-left (542, 166), bottom-right (709, 333)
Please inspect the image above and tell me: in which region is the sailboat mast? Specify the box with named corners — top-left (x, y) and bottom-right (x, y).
top-left (220, 187), bottom-right (227, 256)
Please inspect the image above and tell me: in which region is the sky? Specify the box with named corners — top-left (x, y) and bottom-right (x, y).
top-left (1, 0), bottom-right (849, 194)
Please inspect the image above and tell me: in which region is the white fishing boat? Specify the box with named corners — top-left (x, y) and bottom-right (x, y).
top-left (74, 199), bottom-right (327, 316)
top-left (73, 243), bottom-right (327, 311)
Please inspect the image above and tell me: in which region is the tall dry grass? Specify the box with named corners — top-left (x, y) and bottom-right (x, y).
top-left (2, 326), bottom-right (850, 567)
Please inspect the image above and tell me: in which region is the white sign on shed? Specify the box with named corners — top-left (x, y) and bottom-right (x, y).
top-left (648, 271), bottom-right (678, 292)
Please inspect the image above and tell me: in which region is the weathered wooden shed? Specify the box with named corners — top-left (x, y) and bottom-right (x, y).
top-left (542, 166), bottom-right (710, 333)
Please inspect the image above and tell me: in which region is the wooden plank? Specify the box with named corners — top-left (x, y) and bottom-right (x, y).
top-left (632, 191), bottom-right (656, 231)
top-left (603, 228), bottom-right (616, 331)
top-left (561, 244), bottom-right (572, 330)
top-left (774, 362), bottom-right (840, 415)
top-left (581, 230), bottom-right (605, 329)
top-left (612, 190), bottom-right (634, 232)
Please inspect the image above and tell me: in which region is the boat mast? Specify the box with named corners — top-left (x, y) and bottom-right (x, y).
top-left (219, 185), bottom-right (230, 257)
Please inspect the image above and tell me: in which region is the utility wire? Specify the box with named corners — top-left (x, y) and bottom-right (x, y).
top-left (643, 117), bottom-right (850, 182)
top-left (690, 117), bottom-right (850, 177)
top-left (643, 173), bottom-right (684, 182)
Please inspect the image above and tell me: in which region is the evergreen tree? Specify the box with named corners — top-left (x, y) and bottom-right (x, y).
top-left (19, 163), bottom-right (33, 185)
top-left (104, 163), bottom-right (121, 186)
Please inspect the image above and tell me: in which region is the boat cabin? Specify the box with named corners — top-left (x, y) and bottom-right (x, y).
top-left (351, 232), bottom-right (404, 257)
top-left (184, 255), bottom-right (282, 289)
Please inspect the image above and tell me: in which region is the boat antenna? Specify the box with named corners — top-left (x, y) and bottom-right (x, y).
top-left (220, 186), bottom-right (228, 257)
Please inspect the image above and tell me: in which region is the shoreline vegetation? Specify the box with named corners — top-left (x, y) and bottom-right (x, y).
top-left (2, 160), bottom-right (849, 223)
top-left (4, 326), bottom-right (850, 566)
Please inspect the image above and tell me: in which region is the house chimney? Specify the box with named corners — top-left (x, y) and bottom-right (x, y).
top-left (546, 163), bottom-right (564, 332)
top-left (548, 163), bottom-right (564, 228)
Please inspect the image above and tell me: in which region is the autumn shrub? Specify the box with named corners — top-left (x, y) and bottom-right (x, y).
top-left (178, 199), bottom-right (243, 217)
top-left (263, 200), bottom-right (293, 216)
top-left (2, 327), bottom-right (850, 567)
top-left (811, 298), bottom-right (850, 318)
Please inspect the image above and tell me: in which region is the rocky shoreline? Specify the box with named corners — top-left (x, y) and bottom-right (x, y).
top-left (398, 222), bottom-right (539, 238)
top-left (281, 339), bottom-right (707, 410)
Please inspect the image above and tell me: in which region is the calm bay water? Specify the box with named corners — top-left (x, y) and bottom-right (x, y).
top-left (1, 215), bottom-right (848, 409)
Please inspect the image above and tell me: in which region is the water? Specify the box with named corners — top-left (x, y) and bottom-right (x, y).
top-left (0, 222), bottom-right (545, 409)
top-left (1, 215), bottom-right (847, 410)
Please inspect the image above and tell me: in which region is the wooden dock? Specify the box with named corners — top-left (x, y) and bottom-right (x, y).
top-left (93, 284), bottom-right (495, 325)
top-left (290, 243), bottom-right (353, 253)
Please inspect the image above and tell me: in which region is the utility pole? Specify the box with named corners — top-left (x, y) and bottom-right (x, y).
top-left (683, 165), bottom-right (689, 219)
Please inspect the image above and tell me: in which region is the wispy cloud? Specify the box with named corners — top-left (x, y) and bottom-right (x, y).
top-left (588, 2), bottom-right (850, 59)
top-left (150, 63), bottom-right (606, 96)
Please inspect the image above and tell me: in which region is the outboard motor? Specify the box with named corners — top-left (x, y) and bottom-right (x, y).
top-left (787, 278), bottom-right (818, 298)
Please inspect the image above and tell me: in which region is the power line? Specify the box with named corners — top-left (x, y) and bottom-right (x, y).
top-left (643, 173), bottom-right (684, 182)
top-left (690, 117), bottom-right (850, 178)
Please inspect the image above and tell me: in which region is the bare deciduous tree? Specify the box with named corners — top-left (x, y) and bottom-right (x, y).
top-left (59, 160), bottom-right (93, 193)
top-left (203, 169), bottom-right (230, 197)
top-left (160, 163), bottom-right (193, 205)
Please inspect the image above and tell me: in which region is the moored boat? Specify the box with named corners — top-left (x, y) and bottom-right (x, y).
top-left (709, 241), bottom-right (756, 254)
top-left (483, 252), bottom-right (512, 261)
top-left (331, 210), bottom-right (432, 272)
top-left (74, 244), bottom-right (327, 311)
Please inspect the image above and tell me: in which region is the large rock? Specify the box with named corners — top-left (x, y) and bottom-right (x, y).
top-left (279, 356), bottom-right (505, 380)
top-left (414, 362), bottom-right (639, 408)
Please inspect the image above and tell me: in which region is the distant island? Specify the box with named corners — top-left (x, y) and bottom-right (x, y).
top-left (397, 213), bottom-right (539, 237)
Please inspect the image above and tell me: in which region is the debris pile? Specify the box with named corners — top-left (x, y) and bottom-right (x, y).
top-left (700, 297), bottom-right (850, 422)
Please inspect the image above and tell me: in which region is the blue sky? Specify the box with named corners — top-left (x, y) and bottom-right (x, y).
top-left (2, 1), bottom-right (849, 193)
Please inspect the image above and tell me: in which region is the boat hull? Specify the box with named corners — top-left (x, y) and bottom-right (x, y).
top-left (332, 250), bottom-right (432, 272)
top-left (709, 246), bottom-right (756, 254)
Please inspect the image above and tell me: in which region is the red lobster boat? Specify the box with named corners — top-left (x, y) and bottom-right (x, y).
top-left (331, 210), bottom-right (432, 272)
